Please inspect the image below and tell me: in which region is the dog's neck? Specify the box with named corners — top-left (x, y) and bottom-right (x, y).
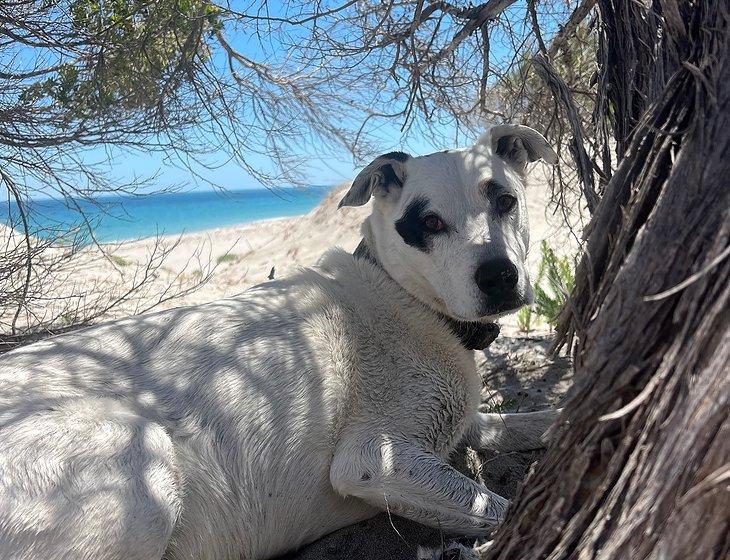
top-left (353, 230), bottom-right (499, 351)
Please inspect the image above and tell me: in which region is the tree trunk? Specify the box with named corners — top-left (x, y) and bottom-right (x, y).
top-left (483, 1), bottom-right (729, 559)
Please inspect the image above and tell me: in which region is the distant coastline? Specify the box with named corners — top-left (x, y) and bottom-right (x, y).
top-left (102, 214), bottom-right (297, 246)
top-left (1, 186), bottom-right (334, 244)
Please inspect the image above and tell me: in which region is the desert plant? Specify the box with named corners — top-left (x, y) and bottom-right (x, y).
top-left (533, 241), bottom-right (575, 327)
top-left (216, 253), bottom-right (238, 265)
top-left (516, 306), bottom-right (535, 334)
top-left (483, 397), bottom-right (518, 415)
top-left (109, 254), bottom-right (131, 267)
top-left (57, 312), bottom-right (76, 326)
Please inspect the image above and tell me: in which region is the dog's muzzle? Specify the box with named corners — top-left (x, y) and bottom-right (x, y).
top-left (474, 258), bottom-right (525, 313)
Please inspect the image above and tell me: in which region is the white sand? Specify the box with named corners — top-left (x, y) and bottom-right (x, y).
top-left (2, 167), bottom-right (582, 335)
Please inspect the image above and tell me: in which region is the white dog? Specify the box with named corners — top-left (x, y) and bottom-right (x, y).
top-left (0, 125), bottom-right (559, 560)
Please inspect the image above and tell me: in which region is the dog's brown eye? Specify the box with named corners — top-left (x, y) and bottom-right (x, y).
top-left (423, 215), bottom-right (446, 233)
top-left (497, 194), bottom-right (517, 214)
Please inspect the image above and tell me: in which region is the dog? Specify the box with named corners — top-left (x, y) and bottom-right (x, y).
top-left (0, 125), bottom-right (559, 560)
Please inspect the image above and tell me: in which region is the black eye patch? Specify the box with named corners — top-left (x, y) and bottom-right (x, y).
top-left (394, 196), bottom-right (432, 251)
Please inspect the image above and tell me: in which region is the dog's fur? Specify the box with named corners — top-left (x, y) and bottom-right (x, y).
top-left (0, 126), bottom-right (559, 560)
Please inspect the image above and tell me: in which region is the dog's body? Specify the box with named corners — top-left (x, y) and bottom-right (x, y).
top-left (0, 126), bottom-right (559, 560)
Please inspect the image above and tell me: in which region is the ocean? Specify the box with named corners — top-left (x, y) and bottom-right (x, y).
top-left (2, 187), bottom-right (333, 244)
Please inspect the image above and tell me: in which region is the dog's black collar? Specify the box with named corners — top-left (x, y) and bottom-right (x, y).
top-left (353, 239), bottom-right (500, 351)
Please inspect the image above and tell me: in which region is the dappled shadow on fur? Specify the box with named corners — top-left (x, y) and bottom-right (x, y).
top-left (0, 284), bottom-right (338, 558)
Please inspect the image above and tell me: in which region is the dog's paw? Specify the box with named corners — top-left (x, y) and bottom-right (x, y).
top-left (539, 407), bottom-right (565, 446)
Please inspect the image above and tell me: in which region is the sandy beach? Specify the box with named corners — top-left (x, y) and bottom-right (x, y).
top-left (2, 166), bottom-right (581, 336)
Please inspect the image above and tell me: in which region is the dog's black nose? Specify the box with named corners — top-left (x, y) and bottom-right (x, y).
top-left (474, 258), bottom-right (519, 295)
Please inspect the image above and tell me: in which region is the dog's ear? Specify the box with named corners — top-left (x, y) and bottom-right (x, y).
top-left (339, 152), bottom-right (411, 208)
top-left (485, 125), bottom-right (558, 173)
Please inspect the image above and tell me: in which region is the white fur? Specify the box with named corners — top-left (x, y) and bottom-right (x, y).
top-left (0, 128), bottom-right (558, 559)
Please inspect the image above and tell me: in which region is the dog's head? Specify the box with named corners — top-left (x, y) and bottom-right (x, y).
top-left (339, 125), bottom-right (557, 322)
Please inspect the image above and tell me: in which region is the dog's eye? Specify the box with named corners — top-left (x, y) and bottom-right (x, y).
top-left (423, 214), bottom-right (446, 233)
top-left (497, 194), bottom-right (517, 214)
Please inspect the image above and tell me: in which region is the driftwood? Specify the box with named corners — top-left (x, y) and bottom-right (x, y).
top-left (483, 1), bottom-right (729, 559)
top-left (532, 53), bottom-right (599, 214)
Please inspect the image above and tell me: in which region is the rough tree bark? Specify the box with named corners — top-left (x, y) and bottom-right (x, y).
top-left (483, 1), bottom-right (729, 559)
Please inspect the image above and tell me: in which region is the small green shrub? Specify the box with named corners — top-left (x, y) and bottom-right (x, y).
top-left (216, 253), bottom-right (238, 265)
top-left (533, 241), bottom-right (575, 327)
top-left (110, 254), bottom-right (131, 267)
top-left (57, 312), bottom-right (76, 326)
top-left (517, 306), bottom-right (535, 334)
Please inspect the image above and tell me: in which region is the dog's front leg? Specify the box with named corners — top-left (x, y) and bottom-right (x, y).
top-left (463, 409), bottom-right (561, 452)
top-left (330, 435), bottom-right (508, 535)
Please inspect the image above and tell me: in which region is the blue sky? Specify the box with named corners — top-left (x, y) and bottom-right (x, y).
top-left (73, 0), bottom-right (546, 194)
top-left (84, 124), bottom-right (461, 193)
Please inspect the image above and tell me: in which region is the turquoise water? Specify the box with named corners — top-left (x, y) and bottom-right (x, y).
top-left (2, 187), bottom-right (333, 244)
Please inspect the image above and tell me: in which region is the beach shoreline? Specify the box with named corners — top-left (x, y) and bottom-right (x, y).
top-left (100, 215), bottom-right (299, 247)
top-left (2, 186), bottom-right (334, 247)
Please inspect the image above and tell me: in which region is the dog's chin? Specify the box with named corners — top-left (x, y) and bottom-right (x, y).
top-left (476, 298), bottom-right (526, 321)
top-left (432, 293), bottom-right (526, 323)
top-left (443, 303), bottom-right (523, 323)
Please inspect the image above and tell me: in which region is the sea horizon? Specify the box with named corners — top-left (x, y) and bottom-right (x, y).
top-left (1, 186), bottom-right (334, 244)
